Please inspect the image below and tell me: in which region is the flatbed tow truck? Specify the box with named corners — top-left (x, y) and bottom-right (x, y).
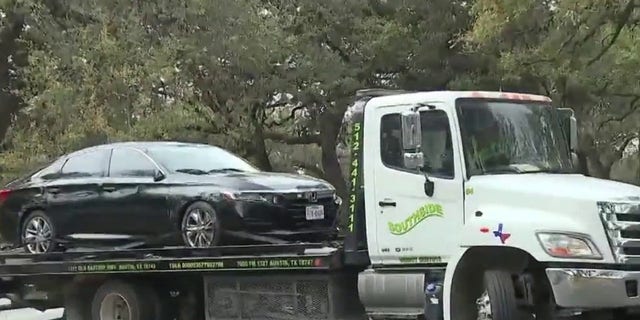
top-left (2, 89), bottom-right (640, 320)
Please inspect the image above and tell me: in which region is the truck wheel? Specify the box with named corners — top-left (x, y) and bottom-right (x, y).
top-left (64, 290), bottom-right (91, 320)
top-left (91, 280), bottom-right (154, 320)
top-left (476, 270), bottom-right (534, 320)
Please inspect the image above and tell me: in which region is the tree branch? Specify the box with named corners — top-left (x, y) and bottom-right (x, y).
top-left (263, 131), bottom-right (321, 145)
top-left (263, 105), bottom-right (305, 127)
top-left (618, 134), bottom-right (639, 152)
top-left (323, 35), bottom-right (351, 63)
top-left (597, 94), bottom-right (640, 130)
top-left (587, 0), bottom-right (637, 66)
top-left (292, 160), bottom-right (325, 177)
top-left (184, 124), bottom-right (225, 135)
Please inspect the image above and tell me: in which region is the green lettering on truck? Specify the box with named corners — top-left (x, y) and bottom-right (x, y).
top-left (388, 203), bottom-right (444, 235)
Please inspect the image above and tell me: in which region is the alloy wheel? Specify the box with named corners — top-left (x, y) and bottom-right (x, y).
top-left (23, 216), bottom-right (53, 254)
top-left (182, 208), bottom-right (216, 247)
top-left (476, 290), bottom-right (492, 320)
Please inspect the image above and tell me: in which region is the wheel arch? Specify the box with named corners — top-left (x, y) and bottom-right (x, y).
top-left (449, 246), bottom-right (539, 320)
top-left (175, 198), bottom-right (220, 227)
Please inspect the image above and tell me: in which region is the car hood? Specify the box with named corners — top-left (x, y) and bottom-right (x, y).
top-left (169, 171), bottom-right (334, 192)
top-left (468, 173), bottom-right (640, 203)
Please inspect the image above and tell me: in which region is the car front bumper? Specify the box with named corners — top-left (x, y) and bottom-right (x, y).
top-left (546, 268), bottom-right (640, 308)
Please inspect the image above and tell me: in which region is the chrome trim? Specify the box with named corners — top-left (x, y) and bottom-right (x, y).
top-left (307, 191), bottom-right (318, 202)
top-left (238, 189), bottom-right (335, 199)
top-left (599, 201), bottom-right (640, 264)
top-left (546, 268), bottom-right (640, 308)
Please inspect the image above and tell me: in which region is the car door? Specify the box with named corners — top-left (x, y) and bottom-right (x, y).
top-left (45, 149), bottom-right (110, 237)
top-left (100, 147), bottom-right (171, 237)
top-left (372, 103), bottom-right (464, 265)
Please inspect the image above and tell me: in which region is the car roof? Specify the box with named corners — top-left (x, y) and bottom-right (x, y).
top-left (66, 141), bottom-right (218, 157)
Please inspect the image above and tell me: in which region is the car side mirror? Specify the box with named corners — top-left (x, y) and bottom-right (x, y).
top-left (153, 170), bottom-right (166, 182)
top-left (401, 111), bottom-right (424, 170)
top-left (557, 108), bottom-right (578, 151)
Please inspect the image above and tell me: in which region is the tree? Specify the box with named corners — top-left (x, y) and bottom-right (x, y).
top-left (464, 0), bottom-right (640, 178)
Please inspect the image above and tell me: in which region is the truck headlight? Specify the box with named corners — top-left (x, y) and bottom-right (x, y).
top-left (536, 232), bottom-right (602, 259)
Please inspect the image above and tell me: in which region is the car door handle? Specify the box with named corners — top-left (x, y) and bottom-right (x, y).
top-left (101, 186), bottom-right (116, 192)
top-left (378, 200), bottom-right (396, 207)
top-left (48, 187), bottom-right (61, 194)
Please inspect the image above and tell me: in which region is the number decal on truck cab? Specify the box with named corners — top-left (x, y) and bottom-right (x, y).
top-left (388, 203), bottom-right (444, 235)
top-left (347, 122), bottom-right (363, 232)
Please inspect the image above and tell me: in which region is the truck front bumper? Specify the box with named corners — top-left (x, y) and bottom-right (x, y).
top-left (546, 268), bottom-right (640, 308)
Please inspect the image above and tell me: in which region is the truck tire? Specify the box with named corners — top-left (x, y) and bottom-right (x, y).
top-left (90, 280), bottom-right (154, 320)
top-left (64, 293), bottom-right (91, 320)
top-left (477, 270), bottom-right (533, 320)
top-left (63, 279), bottom-right (95, 320)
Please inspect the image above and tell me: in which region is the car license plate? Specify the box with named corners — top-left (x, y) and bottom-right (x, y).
top-left (305, 205), bottom-right (324, 220)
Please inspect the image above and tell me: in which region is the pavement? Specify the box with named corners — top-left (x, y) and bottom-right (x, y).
top-left (0, 299), bottom-right (63, 320)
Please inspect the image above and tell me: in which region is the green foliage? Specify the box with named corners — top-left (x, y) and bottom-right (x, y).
top-left (0, 0), bottom-right (638, 189)
top-left (464, 0), bottom-right (640, 177)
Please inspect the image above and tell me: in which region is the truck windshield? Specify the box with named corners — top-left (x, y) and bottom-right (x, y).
top-left (456, 98), bottom-right (573, 177)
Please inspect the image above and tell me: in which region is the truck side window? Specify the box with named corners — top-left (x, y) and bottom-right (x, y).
top-left (380, 114), bottom-right (404, 168)
top-left (420, 110), bottom-right (454, 179)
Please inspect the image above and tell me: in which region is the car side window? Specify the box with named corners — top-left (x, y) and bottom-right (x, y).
top-left (420, 110), bottom-right (454, 179)
top-left (60, 150), bottom-right (108, 178)
top-left (32, 159), bottom-right (65, 180)
top-left (380, 110), bottom-right (455, 179)
top-left (109, 148), bottom-right (157, 177)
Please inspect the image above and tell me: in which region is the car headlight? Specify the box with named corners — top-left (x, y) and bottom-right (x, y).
top-left (536, 232), bottom-right (602, 259)
top-left (222, 192), bottom-right (274, 203)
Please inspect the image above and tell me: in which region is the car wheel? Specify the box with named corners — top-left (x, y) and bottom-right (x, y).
top-left (181, 201), bottom-right (221, 248)
top-left (21, 210), bottom-right (57, 254)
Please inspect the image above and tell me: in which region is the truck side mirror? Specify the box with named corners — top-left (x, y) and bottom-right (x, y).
top-left (401, 111), bottom-right (422, 150)
top-left (400, 111), bottom-right (424, 170)
top-left (557, 108), bottom-right (578, 151)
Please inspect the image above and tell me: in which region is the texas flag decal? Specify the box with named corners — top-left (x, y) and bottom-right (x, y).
top-left (493, 223), bottom-right (511, 244)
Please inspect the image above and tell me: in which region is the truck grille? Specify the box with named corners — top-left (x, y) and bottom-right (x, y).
top-left (599, 201), bottom-right (640, 264)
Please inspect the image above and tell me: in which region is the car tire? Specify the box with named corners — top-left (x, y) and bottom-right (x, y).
top-left (21, 210), bottom-right (57, 254)
top-left (180, 201), bottom-right (222, 248)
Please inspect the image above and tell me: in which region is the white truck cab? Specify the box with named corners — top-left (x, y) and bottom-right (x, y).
top-left (343, 89), bottom-right (640, 320)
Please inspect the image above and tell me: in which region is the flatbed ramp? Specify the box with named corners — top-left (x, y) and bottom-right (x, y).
top-left (0, 243), bottom-right (366, 320)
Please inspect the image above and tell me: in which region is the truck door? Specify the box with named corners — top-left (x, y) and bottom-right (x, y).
top-left (372, 103), bottom-right (464, 265)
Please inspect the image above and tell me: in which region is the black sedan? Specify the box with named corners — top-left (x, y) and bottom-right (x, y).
top-left (0, 141), bottom-right (341, 254)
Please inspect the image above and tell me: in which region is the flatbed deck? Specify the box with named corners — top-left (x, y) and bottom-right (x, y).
top-left (0, 243), bottom-right (344, 277)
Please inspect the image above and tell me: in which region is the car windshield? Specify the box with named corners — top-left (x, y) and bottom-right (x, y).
top-left (146, 145), bottom-right (259, 174)
top-left (456, 98), bottom-right (573, 177)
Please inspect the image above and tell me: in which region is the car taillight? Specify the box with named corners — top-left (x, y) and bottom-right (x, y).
top-left (0, 189), bottom-right (11, 204)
